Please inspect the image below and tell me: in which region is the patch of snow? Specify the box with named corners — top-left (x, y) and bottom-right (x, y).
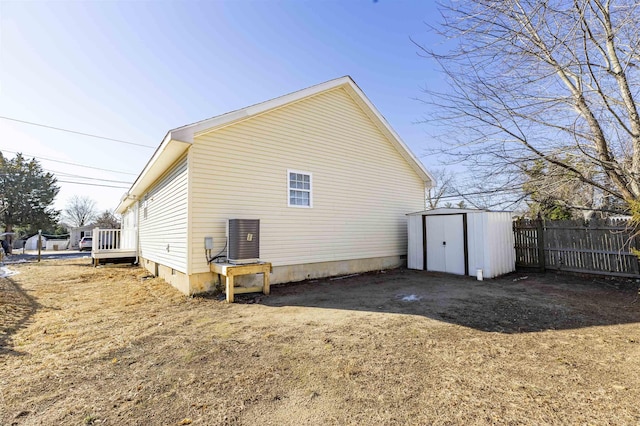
top-left (5, 259), bottom-right (30, 264)
top-left (400, 294), bottom-right (421, 302)
top-left (0, 266), bottom-right (19, 278)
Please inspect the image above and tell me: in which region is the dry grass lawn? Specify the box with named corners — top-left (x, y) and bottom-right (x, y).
top-left (1, 258), bottom-right (640, 425)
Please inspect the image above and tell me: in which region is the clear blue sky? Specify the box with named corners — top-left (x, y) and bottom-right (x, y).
top-left (0, 0), bottom-right (445, 213)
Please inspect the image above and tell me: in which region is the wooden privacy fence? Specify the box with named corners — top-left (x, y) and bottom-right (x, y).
top-left (513, 218), bottom-right (640, 278)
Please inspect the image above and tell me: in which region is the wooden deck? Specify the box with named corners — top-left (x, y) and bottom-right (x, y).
top-left (91, 228), bottom-right (138, 266)
top-left (91, 250), bottom-right (137, 266)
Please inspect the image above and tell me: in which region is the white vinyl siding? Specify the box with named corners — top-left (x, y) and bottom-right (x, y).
top-left (138, 156), bottom-right (188, 273)
top-left (188, 87), bottom-right (426, 274)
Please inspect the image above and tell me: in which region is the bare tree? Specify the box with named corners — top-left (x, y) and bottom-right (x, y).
top-left (416, 0), bottom-right (640, 207)
top-left (63, 195), bottom-right (97, 227)
top-left (94, 210), bottom-right (120, 229)
top-left (520, 157), bottom-right (623, 219)
top-left (426, 168), bottom-right (456, 209)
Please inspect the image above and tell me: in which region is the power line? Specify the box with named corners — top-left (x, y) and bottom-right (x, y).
top-left (0, 115), bottom-right (156, 149)
top-left (57, 179), bottom-right (130, 189)
top-left (0, 170), bottom-right (133, 185)
top-left (48, 169), bottom-right (133, 185)
top-left (436, 187), bottom-right (522, 200)
top-left (0, 149), bottom-right (139, 176)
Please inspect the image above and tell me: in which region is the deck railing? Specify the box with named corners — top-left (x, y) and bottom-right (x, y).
top-left (92, 228), bottom-right (137, 253)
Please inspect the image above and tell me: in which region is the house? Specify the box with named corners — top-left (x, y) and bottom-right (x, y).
top-left (69, 225), bottom-right (95, 249)
top-left (116, 76), bottom-right (434, 295)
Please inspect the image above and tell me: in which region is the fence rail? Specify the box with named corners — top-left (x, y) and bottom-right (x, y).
top-left (513, 218), bottom-right (640, 278)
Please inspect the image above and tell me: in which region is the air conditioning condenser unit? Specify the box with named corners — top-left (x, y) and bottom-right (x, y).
top-left (227, 219), bottom-right (260, 264)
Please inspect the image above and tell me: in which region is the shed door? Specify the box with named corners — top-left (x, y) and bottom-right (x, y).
top-left (425, 215), bottom-right (466, 275)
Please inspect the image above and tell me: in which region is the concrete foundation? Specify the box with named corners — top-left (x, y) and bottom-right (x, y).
top-left (141, 258), bottom-right (190, 295)
top-left (141, 255), bottom-right (406, 295)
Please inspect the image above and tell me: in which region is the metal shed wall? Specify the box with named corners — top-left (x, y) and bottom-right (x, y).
top-left (407, 209), bottom-right (515, 279)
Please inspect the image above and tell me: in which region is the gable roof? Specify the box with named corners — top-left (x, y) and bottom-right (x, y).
top-left (116, 76), bottom-right (434, 213)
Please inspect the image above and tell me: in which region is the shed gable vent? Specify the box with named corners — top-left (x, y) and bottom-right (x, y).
top-left (227, 219), bottom-right (260, 264)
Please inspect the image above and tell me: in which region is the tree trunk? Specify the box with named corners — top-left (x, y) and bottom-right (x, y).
top-left (5, 223), bottom-right (13, 255)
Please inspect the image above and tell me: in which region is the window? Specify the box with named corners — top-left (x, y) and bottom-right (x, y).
top-left (288, 170), bottom-right (312, 208)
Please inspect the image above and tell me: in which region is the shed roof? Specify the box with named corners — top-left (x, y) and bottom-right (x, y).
top-left (116, 76), bottom-right (434, 213)
top-left (407, 208), bottom-right (513, 216)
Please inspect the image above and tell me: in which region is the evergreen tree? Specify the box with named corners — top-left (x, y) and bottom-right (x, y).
top-left (0, 152), bottom-right (60, 250)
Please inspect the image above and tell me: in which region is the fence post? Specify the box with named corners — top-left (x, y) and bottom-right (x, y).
top-left (536, 217), bottom-right (546, 272)
top-left (37, 230), bottom-right (42, 263)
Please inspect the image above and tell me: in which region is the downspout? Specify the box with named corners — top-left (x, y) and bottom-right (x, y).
top-left (134, 201), bottom-right (140, 265)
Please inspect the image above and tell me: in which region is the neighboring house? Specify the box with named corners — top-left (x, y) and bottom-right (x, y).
top-left (116, 76), bottom-right (434, 295)
top-left (70, 225), bottom-right (95, 249)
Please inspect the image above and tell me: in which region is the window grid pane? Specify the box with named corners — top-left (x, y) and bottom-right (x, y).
top-left (289, 190), bottom-right (309, 206)
top-left (290, 174), bottom-right (310, 190)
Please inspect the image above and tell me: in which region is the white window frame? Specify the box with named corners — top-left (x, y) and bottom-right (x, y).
top-left (287, 169), bottom-right (313, 208)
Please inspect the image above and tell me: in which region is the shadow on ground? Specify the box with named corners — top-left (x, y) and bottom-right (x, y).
top-left (251, 268), bottom-right (640, 334)
top-left (0, 276), bottom-right (40, 356)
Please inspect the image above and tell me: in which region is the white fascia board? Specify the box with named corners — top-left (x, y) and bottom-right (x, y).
top-left (172, 76), bottom-right (355, 140)
top-left (342, 80), bottom-right (435, 188)
top-left (115, 136), bottom-right (191, 213)
top-left (171, 109), bottom-right (250, 142)
top-left (407, 208), bottom-right (493, 216)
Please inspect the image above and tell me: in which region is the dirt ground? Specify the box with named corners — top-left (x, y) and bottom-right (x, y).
top-left (1, 259), bottom-right (640, 425)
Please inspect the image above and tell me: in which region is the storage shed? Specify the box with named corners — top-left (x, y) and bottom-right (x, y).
top-left (407, 208), bottom-right (515, 279)
top-left (24, 234), bottom-right (47, 251)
